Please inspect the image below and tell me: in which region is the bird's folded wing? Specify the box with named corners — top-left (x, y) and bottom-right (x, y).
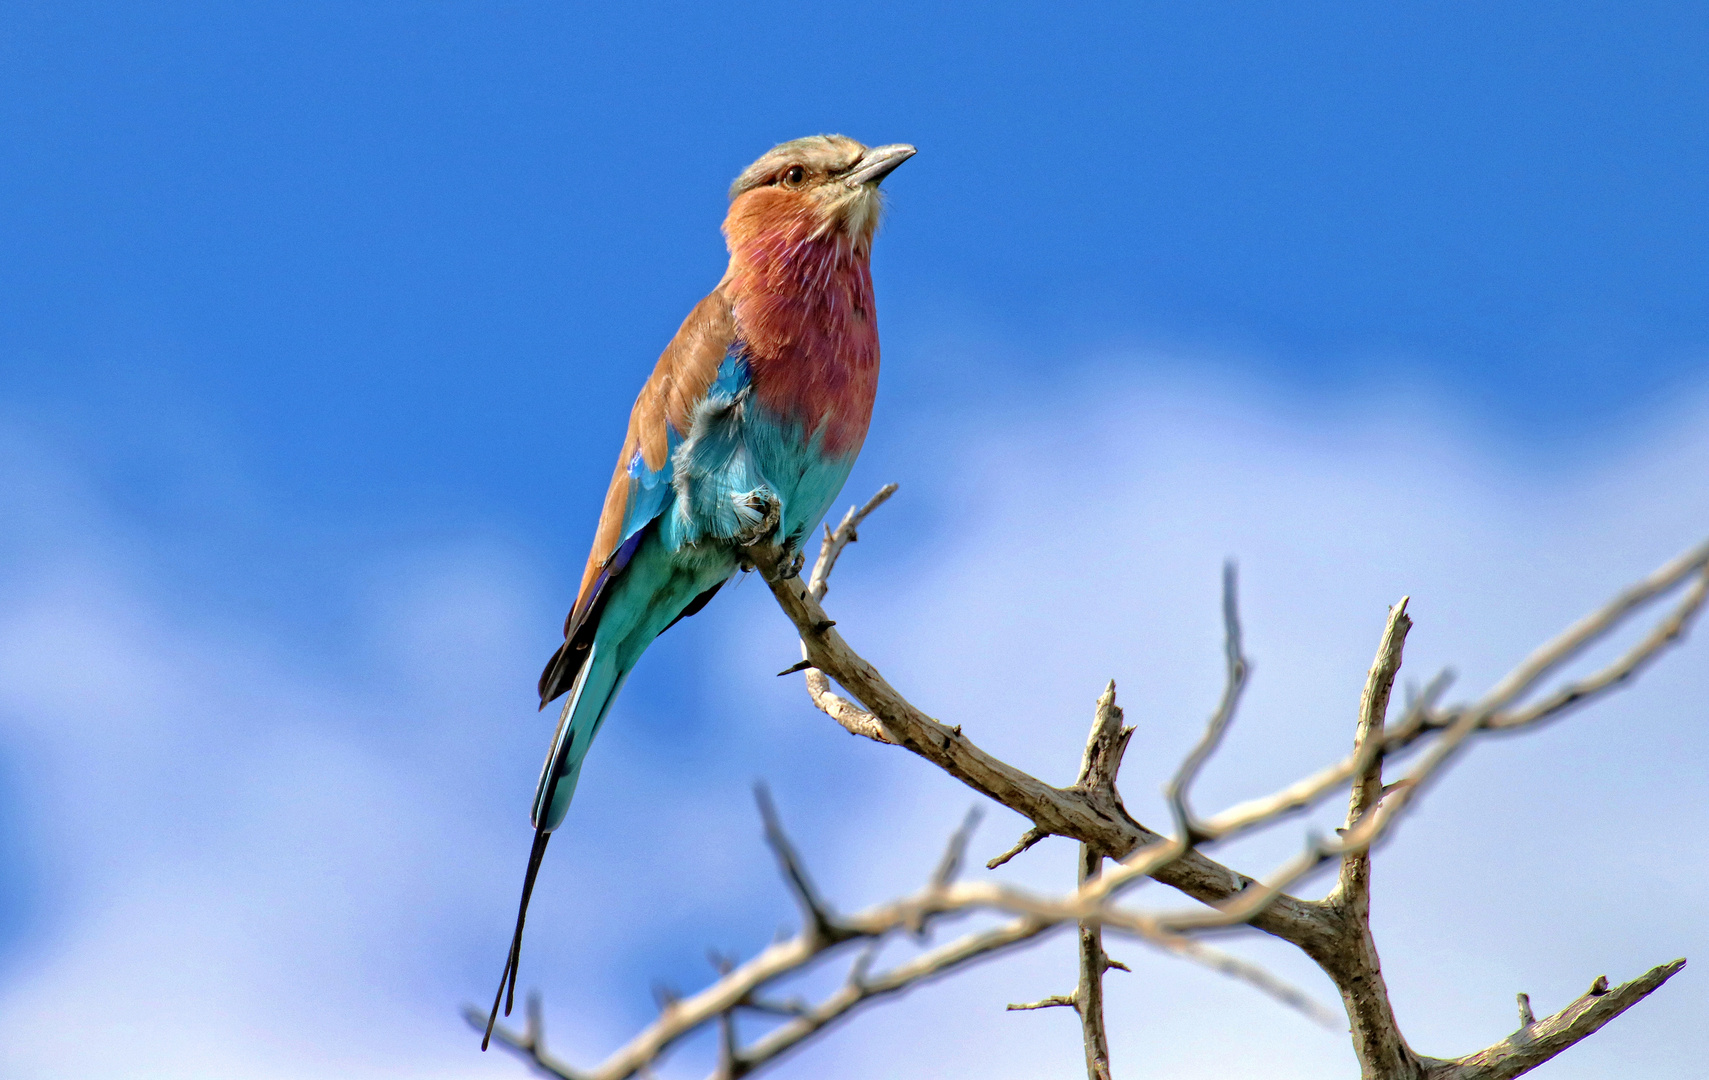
top-left (537, 287), bottom-right (738, 705)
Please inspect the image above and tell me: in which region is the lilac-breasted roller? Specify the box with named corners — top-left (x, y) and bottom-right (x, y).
top-left (485, 135), bottom-right (914, 1044)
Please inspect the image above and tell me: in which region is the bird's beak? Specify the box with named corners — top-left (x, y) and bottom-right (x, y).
top-left (843, 144), bottom-right (917, 188)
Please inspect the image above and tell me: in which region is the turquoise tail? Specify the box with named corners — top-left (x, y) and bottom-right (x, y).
top-left (484, 641), bottom-right (628, 1047)
top-left (532, 641), bottom-right (627, 832)
top-left (486, 524), bottom-right (738, 1048)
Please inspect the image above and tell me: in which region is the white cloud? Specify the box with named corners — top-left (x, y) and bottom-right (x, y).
top-left (711, 366), bottom-right (1709, 1079)
top-left (0, 366), bottom-right (1703, 1079)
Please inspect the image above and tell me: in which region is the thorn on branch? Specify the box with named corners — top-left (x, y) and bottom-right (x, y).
top-left (847, 939), bottom-right (883, 990)
top-left (813, 619), bottom-right (837, 634)
top-left (1517, 992), bottom-right (1535, 1028)
top-left (1589, 975), bottom-right (1609, 996)
top-left (776, 659), bottom-right (815, 677)
top-left (651, 981), bottom-right (680, 1014)
top-left (987, 825), bottom-right (1049, 870)
top-left (1106, 958), bottom-right (1131, 974)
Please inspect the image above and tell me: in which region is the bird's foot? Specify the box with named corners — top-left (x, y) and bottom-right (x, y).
top-left (732, 489), bottom-right (782, 547)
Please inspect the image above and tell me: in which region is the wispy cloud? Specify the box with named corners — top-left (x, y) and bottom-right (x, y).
top-left (0, 367), bottom-right (1704, 1078)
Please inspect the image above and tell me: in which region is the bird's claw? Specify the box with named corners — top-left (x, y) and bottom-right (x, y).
top-left (733, 490), bottom-right (782, 547)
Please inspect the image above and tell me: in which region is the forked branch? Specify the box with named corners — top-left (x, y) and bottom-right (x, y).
top-left (750, 489), bottom-right (1705, 1078)
top-left (474, 783), bottom-right (1337, 1080)
top-left (482, 485), bottom-right (1704, 1080)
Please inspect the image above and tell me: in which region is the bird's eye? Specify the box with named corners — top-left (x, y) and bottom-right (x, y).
top-left (782, 165), bottom-right (806, 187)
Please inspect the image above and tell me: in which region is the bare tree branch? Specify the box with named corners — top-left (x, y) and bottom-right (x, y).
top-left (462, 991), bottom-right (589, 1080)
top-left (713, 1006), bottom-right (741, 1080)
top-left (770, 484), bottom-right (906, 745)
top-left (1335, 596), bottom-right (1411, 903)
top-left (807, 483), bottom-right (898, 603)
top-left (727, 916), bottom-right (1056, 1075)
top-left (1200, 670), bottom-right (1452, 841)
top-left (472, 812), bottom-right (1061, 1080)
top-left (985, 826), bottom-right (1047, 871)
top-left (1165, 561), bottom-right (1251, 846)
top-left (1074, 843), bottom-right (1116, 1080)
top-left (751, 516), bottom-right (1351, 953)
top-left (1487, 562), bottom-right (1709, 731)
top-left (786, 523), bottom-right (1709, 954)
top-left (1070, 684), bottom-right (1133, 1080)
top-left (753, 784), bottom-right (849, 946)
top-left (1425, 960), bottom-right (1687, 1080)
top-left (758, 491), bottom-right (1703, 1073)
top-left (1005, 684), bottom-right (1136, 1078)
top-left (801, 668), bottom-right (896, 744)
top-left (475, 795), bottom-right (1336, 1080)
top-left (485, 483), bottom-right (1704, 1080)
top-left (1007, 994), bottom-right (1077, 1011)
top-left (1324, 597), bottom-right (1420, 1079)
top-left (1469, 539), bottom-right (1709, 720)
top-left (931, 806), bottom-right (984, 890)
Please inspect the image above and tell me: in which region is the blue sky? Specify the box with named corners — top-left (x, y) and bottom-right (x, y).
top-left (1, 3), bottom-right (1706, 1077)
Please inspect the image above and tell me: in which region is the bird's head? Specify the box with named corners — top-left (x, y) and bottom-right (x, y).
top-left (724, 135), bottom-right (915, 262)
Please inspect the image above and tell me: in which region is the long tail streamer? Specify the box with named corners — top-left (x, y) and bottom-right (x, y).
top-left (484, 827), bottom-right (552, 1050)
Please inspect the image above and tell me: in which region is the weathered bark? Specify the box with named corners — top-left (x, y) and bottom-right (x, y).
top-left (477, 505), bottom-right (1707, 1080)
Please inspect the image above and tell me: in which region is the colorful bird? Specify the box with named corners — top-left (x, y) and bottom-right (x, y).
top-left (485, 135), bottom-right (915, 1045)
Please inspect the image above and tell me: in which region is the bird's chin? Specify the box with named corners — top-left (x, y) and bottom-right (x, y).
top-left (812, 185), bottom-right (884, 247)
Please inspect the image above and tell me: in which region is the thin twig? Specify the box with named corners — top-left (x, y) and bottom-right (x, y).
top-left (1199, 669), bottom-right (1453, 841)
top-left (1488, 566), bottom-right (1709, 731)
top-left (1165, 562), bottom-right (1251, 846)
top-left (1158, 561), bottom-right (1709, 938)
top-left (1429, 960), bottom-right (1687, 1080)
top-left (987, 826), bottom-right (1048, 871)
top-left (931, 806), bottom-right (984, 889)
top-left (807, 483), bottom-right (899, 602)
top-left (1469, 540), bottom-right (1709, 720)
top-left (1324, 597), bottom-right (1419, 1077)
top-left (1331, 597), bottom-right (1412, 909)
top-left (1076, 843), bottom-right (1115, 1080)
top-left (462, 995), bottom-right (588, 1080)
top-left (483, 506), bottom-right (1707, 1080)
top-left (1008, 995), bottom-right (1077, 1012)
top-left (753, 784), bottom-right (848, 945)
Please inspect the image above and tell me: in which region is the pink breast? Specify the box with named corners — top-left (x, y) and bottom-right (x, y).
top-left (728, 234), bottom-right (880, 458)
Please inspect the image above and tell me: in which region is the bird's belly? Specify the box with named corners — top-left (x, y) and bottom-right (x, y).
top-left (739, 407), bottom-right (859, 548)
top-left (665, 399), bottom-right (859, 554)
